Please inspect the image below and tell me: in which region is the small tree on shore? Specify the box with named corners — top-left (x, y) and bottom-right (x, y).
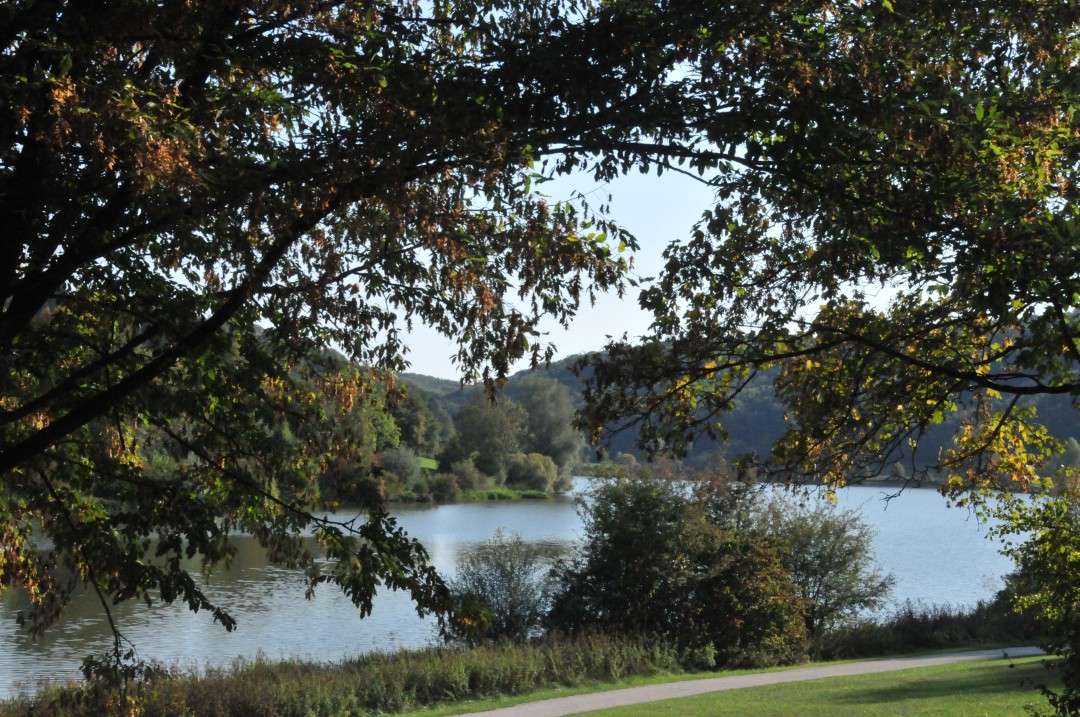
top-left (447, 529), bottom-right (551, 645)
top-left (753, 496), bottom-right (895, 644)
top-left (505, 452), bottom-right (559, 493)
top-left (994, 490), bottom-right (1080, 716)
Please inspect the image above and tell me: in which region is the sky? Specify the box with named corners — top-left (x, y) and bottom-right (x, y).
top-left (402, 171), bottom-right (718, 380)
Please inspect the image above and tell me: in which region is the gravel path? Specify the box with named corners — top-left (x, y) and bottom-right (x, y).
top-left (462, 646), bottom-right (1044, 716)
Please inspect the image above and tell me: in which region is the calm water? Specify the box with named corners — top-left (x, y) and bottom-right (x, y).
top-left (0, 483), bottom-right (1013, 696)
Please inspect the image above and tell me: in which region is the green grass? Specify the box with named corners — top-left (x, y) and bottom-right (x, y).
top-left (404, 659), bottom-right (1059, 717)
top-left (393, 661), bottom-right (875, 717)
top-left (573, 657), bottom-right (1059, 717)
top-left (394, 664), bottom-right (810, 716)
top-left (459, 488), bottom-right (550, 501)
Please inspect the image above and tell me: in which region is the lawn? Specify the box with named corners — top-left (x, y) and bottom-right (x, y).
top-left (579, 657), bottom-right (1058, 717)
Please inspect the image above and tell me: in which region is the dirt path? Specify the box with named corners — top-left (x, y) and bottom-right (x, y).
top-left (462, 646), bottom-right (1044, 716)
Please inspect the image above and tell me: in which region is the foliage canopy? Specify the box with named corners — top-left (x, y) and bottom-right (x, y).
top-left (576, 1), bottom-right (1080, 496)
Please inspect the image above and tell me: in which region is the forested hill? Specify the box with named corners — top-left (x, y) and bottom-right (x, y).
top-left (402, 356), bottom-right (1080, 471)
top-left (401, 359), bottom-right (790, 466)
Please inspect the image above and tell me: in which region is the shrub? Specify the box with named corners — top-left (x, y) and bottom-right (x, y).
top-left (505, 452), bottom-right (558, 492)
top-left (547, 477), bottom-right (808, 668)
top-left (447, 529), bottom-right (551, 644)
top-left (378, 447), bottom-right (422, 488)
top-left (429, 473), bottom-right (461, 502)
top-left (448, 456), bottom-right (488, 491)
top-left (751, 495), bottom-right (895, 644)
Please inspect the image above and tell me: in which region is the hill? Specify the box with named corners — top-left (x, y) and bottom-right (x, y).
top-left (401, 354), bottom-right (1080, 475)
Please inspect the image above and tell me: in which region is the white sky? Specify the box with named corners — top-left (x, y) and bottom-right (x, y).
top-left (402, 171), bottom-right (717, 380)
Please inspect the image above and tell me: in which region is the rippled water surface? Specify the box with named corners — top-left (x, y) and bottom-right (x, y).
top-left (0, 482), bottom-right (1013, 696)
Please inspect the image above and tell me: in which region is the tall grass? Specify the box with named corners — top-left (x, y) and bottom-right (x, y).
top-left (1, 597), bottom-right (1043, 717)
top-left (0, 633), bottom-right (683, 717)
top-left (816, 597), bottom-right (1043, 659)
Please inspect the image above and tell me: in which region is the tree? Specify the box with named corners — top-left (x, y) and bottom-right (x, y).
top-left (317, 371), bottom-right (401, 506)
top-left (446, 529), bottom-right (550, 644)
top-left (377, 445), bottom-right (422, 494)
top-left (993, 490), bottom-right (1080, 716)
top-left (547, 477), bottom-right (807, 668)
top-left (443, 392), bottom-right (527, 481)
top-left (7, 0), bottom-right (1077, 692)
top-left (574, 2), bottom-right (1080, 491)
top-left (753, 497), bottom-right (895, 644)
top-left (561, 3), bottom-right (1080, 709)
top-left (389, 388), bottom-right (448, 459)
top-left (505, 452), bottom-right (559, 492)
top-left (513, 375), bottom-right (584, 490)
top-left (1, 0), bottom-right (731, 674)
top-left (548, 477), bottom-right (687, 638)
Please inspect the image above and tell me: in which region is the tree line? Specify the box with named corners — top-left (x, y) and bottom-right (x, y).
top-left (127, 352), bottom-right (587, 506)
top-left (331, 372), bottom-right (585, 503)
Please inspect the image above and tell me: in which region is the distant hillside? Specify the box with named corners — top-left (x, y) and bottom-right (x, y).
top-left (397, 372), bottom-right (463, 396)
top-left (399, 355), bottom-right (1080, 470)
top-left (398, 355), bottom-right (784, 465)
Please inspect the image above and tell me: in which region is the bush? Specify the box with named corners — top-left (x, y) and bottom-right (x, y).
top-left (448, 456), bottom-right (488, 491)
top-left (505, 452), bottom-right (558, 492)
top-left (751, 495), bottom-right (895, 645)
top-left (447, 529), bottom-right (552, 644)
top-left (429, 473), bottom-right (461, 502)
top-left (378, 447), bottom-right (421, 488)
top-left (547, 477), bottom-right (808, 668)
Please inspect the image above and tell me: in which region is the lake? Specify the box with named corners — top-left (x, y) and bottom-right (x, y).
top-left (0, 482), bottom-right (1015, 697)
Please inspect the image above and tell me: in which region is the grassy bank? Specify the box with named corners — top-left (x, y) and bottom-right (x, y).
top-left (0, 600), bottom-right (1047, 717)
top-left (6, 648), bottom-right (1052, 717)
top-left (818, 599), bottom-right (1042, 660)
top-left (458, 487), bottom-right (551, 501)
top-left (0, 634), bottom-right (684, 717)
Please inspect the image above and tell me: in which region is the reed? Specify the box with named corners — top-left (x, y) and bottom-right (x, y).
top-left (815, 598), bottom-right (1042, 660)
top-left (0, 633), bottom-right (683, 717)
